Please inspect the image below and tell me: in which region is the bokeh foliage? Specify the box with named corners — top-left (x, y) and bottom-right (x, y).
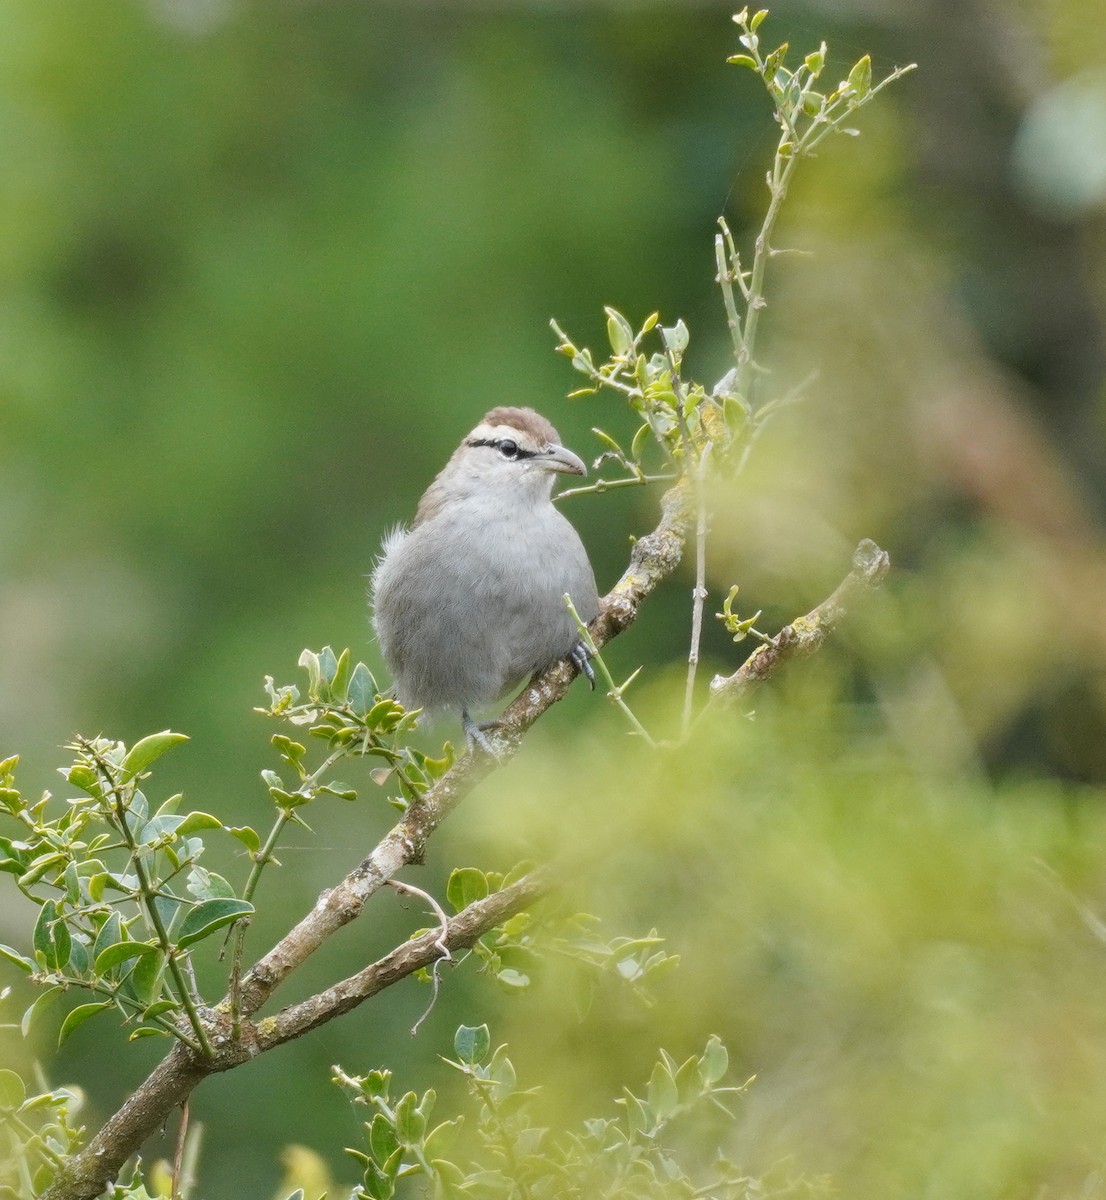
top-left (2, 0), bottom-right (1106, 1197)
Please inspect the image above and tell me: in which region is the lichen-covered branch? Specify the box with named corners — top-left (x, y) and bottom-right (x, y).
top-left (257, 868), bottom-right (552, 1048)
top-left (708, 538), bottom-right (891, 703)
top-left (42, 871), bottom-right (551, 1200)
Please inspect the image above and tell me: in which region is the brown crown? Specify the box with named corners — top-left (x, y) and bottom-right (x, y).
top-left (479, 406), bottom-right (560, 447)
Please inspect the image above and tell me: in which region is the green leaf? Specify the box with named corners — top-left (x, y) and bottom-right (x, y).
top-left (369, 1113), bottom-right (400, 1164)
top-left (348, 662), bottom-right (377, 714)
top-left (726, 53), bottom-right (758, 69)
top-left (94, 940), bottom-right (160, 975)
top-left (630, 422), bottom-right (653, 464)
top-left (129, 1026), bottom-right (168, 1041)
top-left (128, 947), bottom-right (166, 1008)
top-left (382, 1147), bottom-right (406, 1182)
top-left (18, 851), bottom-right (66, 889)
top-left (366, 698), bottom-right (404, 729)
top-left (423, 1119), bottom-right (461, 1161)
top-left (176, 898), bottom-right (255, 949)
top-left (67, 937), bottom-right (90, 977)
top-left (661, 319), bottom-right (689, 355)
top-left (62, 861), bottom-right (81, 906)
top-left (0, 1069), bottom-right (26, 1112)
top-left (58, 1002), bottom-right (112, 1047)
top-left (847, 53), bottom-right (872, 97)
top-left (92, 911), bottom-right (124, 963)
top-left (120, 731), bottom-right (189, 782)
top-left (33, 900), bottom-right (71, 971)
top-left (318, 645), bottom-right (339, 688)
top-left (454, 1024), bottom-right (491, 1065)
top-left (801, 89), bottom-right (825, 115)
top-left (749, 7), bottom-right (768, 30)
top-left (298, 649), bottom-right (322, 694)
top-left (362, 1069), bottom-right (391, 1100)
top-left (673, 1054), bottom-right (703, 1103)
top-left (393, 1091), bottom-right (425, 1146)
top-left (142, 998), bottom-right (179, 1020)
top-left (0, 943), bottom-right (35, 974)
top-left (701, 1035), bottom-right (729, 1084)
top-left (319, 782), bottom-right (358, 801)
top-left (136, 813), bottom-right (185, 846)
top-left (271, 734), bottom-right (307, 769)
top-left (154, 893), bottom-right (183, 938)
top-left (359, 1162), bottom-right (394, 1200)
top-left (604, 307), bottom-right (633, 357)
top-left (21, 986), bottom-right (62, 1037)
top-left (619, 1087), bottom-right (651, 1137)
top-left (177, 811), bottom-right (223, 836)
top-left (187, 866), bottom-right (238, 900)
top-left (227, 825), bottom-right (261, 854)
top-left (446, 868), bottom-right (489, 913)
top-left (496, 968), bottom-right (530, 991)
top-left (0, 836), bottom-right (29, 875)
top-left (647, 1061), bottom-right (679, 1122)
top-left (64, 764), bottom-right (101, 796)
top-left (331, 647), bottom-right (351, 700)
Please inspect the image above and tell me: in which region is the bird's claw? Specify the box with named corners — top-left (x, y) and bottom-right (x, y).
top-left (570, 641), bottom-right (596, 690)
top-left (462, 710), bottom-right (503, 758)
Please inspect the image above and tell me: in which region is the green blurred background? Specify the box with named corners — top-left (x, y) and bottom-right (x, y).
top-left (3, 0), bottom-right (1106, 1196)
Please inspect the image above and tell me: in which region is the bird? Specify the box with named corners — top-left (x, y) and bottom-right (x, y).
top-left (371, 406), bottom-right (599, 752)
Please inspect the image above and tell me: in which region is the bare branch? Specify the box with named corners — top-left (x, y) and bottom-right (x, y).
top-left (708, 539), bottom-right (890, 703)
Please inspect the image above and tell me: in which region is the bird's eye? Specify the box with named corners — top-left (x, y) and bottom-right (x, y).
top-left (497, 439), bottom-right (520, 459)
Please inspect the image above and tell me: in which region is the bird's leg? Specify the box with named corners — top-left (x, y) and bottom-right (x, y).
top-left (570, 641), bottom-right (596, 690)
top-left (461, 709), bottom-right (498, 756)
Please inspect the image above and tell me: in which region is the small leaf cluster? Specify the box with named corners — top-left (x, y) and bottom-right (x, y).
top-left (0, 737), bottom-right (249, 1052)
top-left (333, 1061), bottom-right (462, 1200)
top-left (337, 1025), bottom-right (767, 1200)
top-left (433, 869), bottom-right (679, 1004)
top-left (440, 865), bottom-right (538, 993)
top-left (547, 913), bottom-right (680, 1006)
top-left (259, 647), bottom-right (455, 813)
top-left (549, 10), bottom-right (913, 508)
top-left (551, 308), bottom-right (746, 477)
top-left (0, 1057), bottom-right (84, 1199)
top-left (728, 7), bottom-right (914, 156)
top-left (716, 585), bottom-right (766, 644)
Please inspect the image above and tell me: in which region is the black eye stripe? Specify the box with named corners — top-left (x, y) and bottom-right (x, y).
top-left (466, 437), bottom-right (539, 460)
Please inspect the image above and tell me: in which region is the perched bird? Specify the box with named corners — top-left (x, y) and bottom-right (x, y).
top-left (371, 406), bottom-right (599, 750)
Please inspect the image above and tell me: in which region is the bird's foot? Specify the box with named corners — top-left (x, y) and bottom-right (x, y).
top-left (462, 710), bottom-right (503, 758)
top-left (569, 641), bottom-right (596, 690)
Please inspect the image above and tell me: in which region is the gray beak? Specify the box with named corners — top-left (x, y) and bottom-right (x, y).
top-left (539, 445), bottom-right (587, 476)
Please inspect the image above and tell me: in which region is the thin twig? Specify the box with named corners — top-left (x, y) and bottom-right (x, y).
top-left (565, 594), bottom-right (656, 746)
top-left (170, 1099), bottom-right (189, 1200)
top-left (715, 220), bottom-right (747, 361)
top-left (556, 472), bottom-right (676, 502)
top-left (387, 878), bottom-right (452, 1036)
top-left (682, 442), bottom-right (713, 734)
